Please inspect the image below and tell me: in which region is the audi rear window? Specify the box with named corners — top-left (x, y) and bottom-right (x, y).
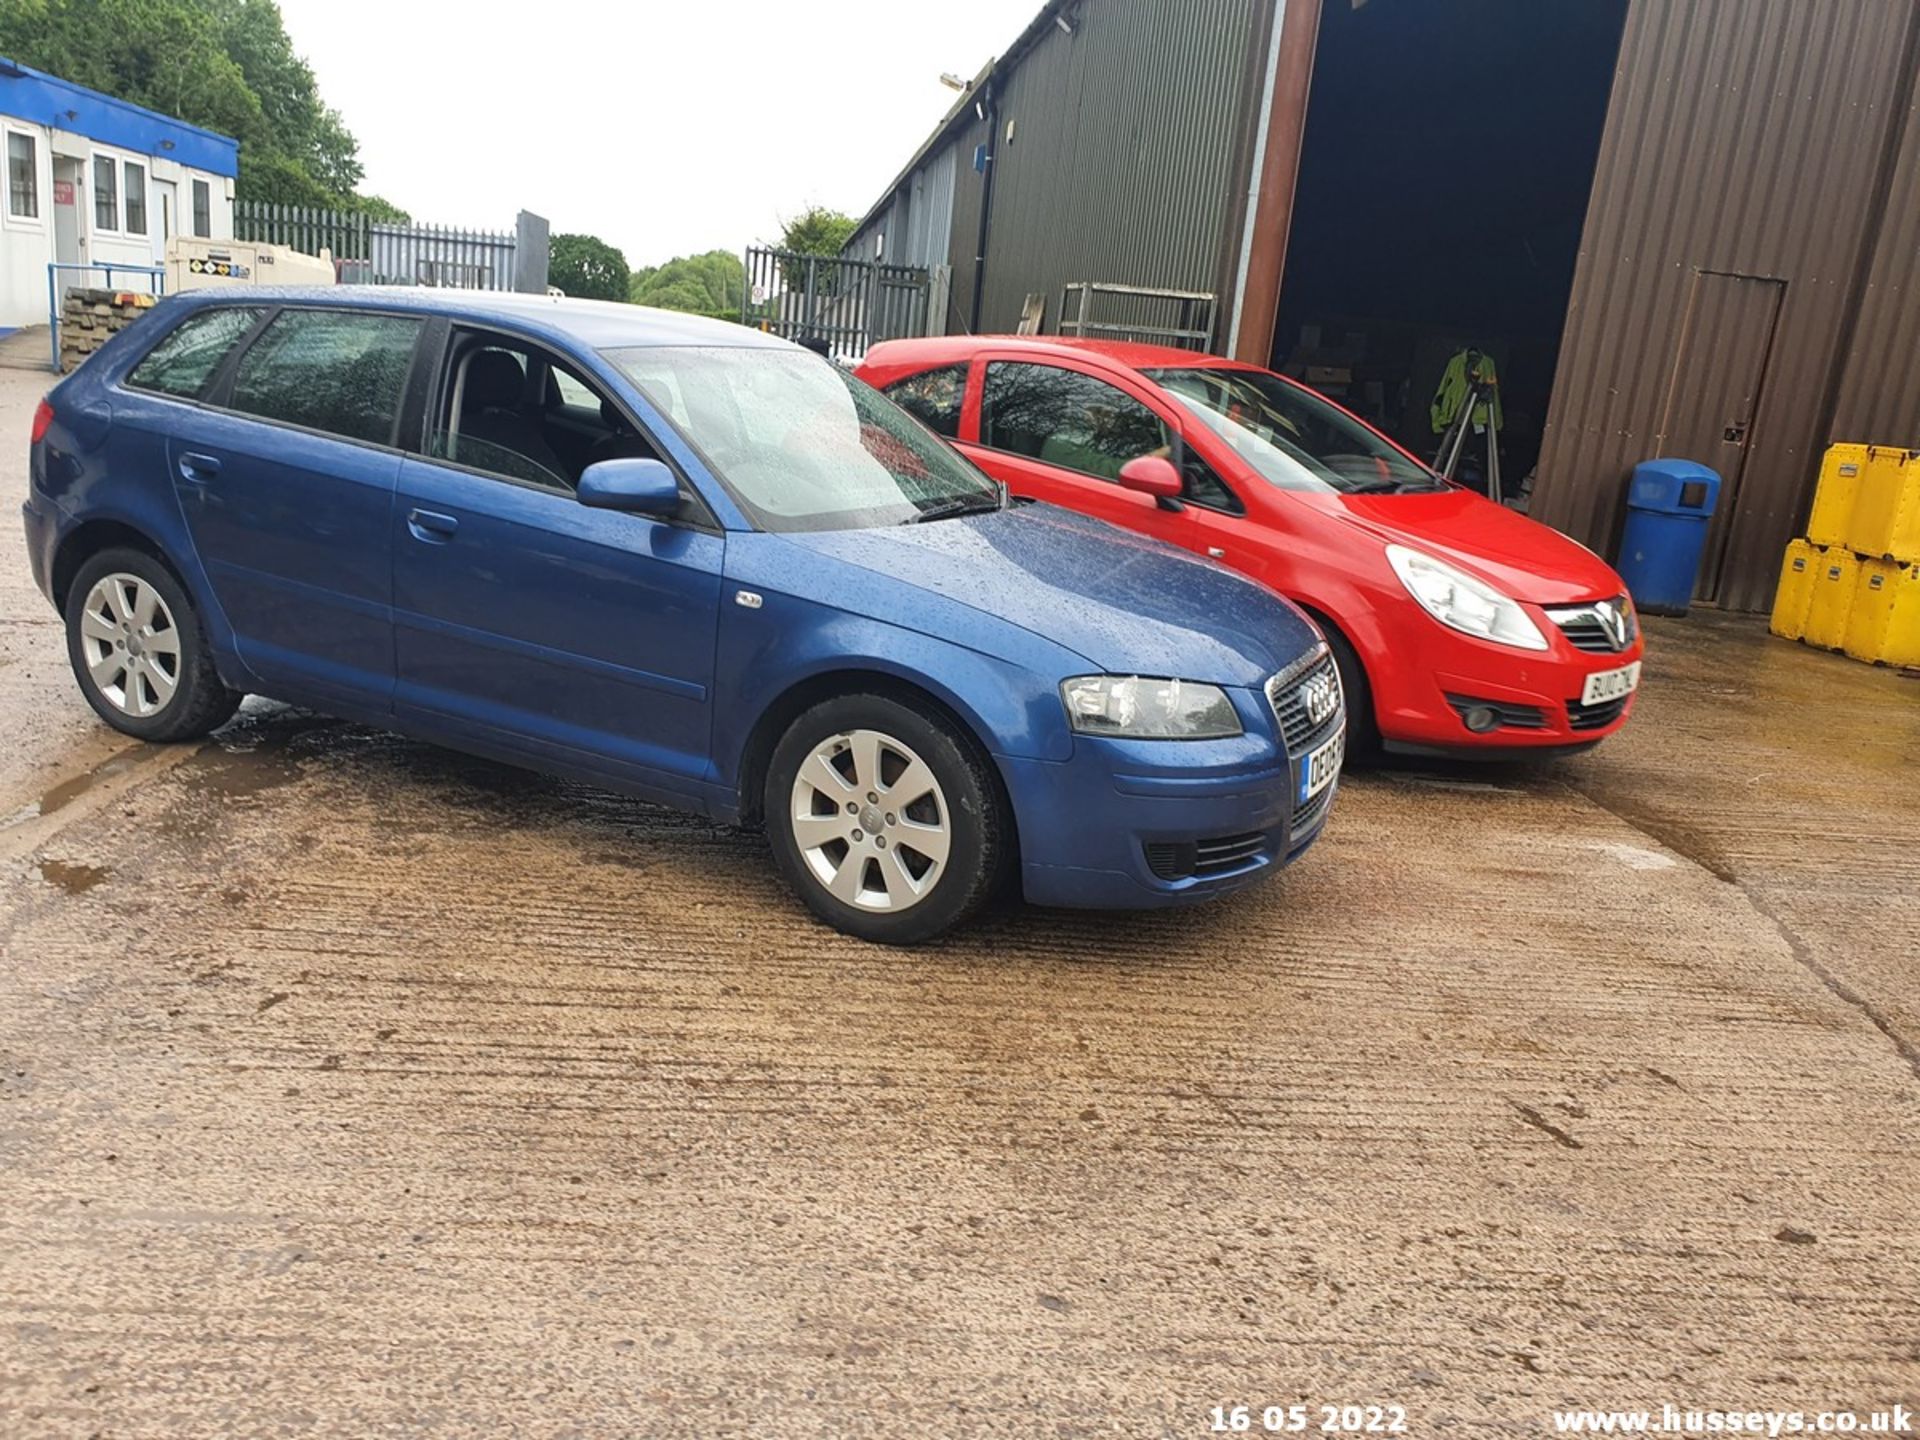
top-left (126, 307), bottom-right (263, 401)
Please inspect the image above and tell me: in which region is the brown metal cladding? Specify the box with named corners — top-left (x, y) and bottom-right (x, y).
top-left (1831, 55), bottom-right (1920, 445)
top-left (1531, 0), bottom-right (1920, 612)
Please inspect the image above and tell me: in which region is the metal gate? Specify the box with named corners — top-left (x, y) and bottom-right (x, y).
top-left (235, 202), bottom-right (527, 290)
top-left (742, 247), bottom-right (930, 360)
top-left (1058, 282), bottom-right (1217, 350)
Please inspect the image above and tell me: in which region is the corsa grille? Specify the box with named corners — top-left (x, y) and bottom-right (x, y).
top-left (1567, 695), bottom-right (1631, 731)
top-left (1545, 595), bottom-right (1638, 654)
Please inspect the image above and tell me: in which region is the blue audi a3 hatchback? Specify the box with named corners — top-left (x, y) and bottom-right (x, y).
top-left (22, 289), bottom-right (1343, 942)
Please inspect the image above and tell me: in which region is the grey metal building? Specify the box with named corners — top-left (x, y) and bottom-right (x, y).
top-left (850, 0), bottom-right (1920, 612)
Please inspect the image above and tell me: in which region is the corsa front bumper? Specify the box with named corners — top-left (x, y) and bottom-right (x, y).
top-left (1372, 605), bottom-right (1646, 755)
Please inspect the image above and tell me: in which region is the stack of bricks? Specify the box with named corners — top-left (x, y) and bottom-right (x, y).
top-left (58, 287), bottom-right (157, 373)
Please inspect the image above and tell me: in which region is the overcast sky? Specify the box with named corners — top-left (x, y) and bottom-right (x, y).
top-left (274, 1), bottom-right (1039, 269)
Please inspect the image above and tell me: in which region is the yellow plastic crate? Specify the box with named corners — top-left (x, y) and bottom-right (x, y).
top-left (1769, 538), bottom-right (1820, 640)
top-left (1842, 558), bottom-right (1920, 667)
top-left (1806, 443), bottom-right (1868, 548)
top-left (1802, 547), bottom-right (1859, 651)
top-left (1846, 444), bottom-right (1920, 561)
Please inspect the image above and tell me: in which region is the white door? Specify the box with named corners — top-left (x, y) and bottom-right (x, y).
top-left (52, 156), bottom-right (82, 266)
top-left (152, 179), bottom-right (176, 265)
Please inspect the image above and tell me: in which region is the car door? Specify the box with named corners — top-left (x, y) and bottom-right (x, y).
top-left (161, 304), bottom-right (425, 707)
top-left (959, 357), bottom-right (1200, 551)
top-left (390, 327), bottom-right (724, 797)
top-left (882, 362), bottom-right (968, 445)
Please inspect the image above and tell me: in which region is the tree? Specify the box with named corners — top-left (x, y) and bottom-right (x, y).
top-left (779, 206), bottom-right (858, 257)
top-left (0, 0), bottom-right (264, 145)
top-left (355, 193), bottom-right (410, 223)
top-left (773, 206), bottom-right (859, 295)
top-left (629, 250), bottom-right (745, 319)
top-left (550, 233), bottom-right (631, 302)
top-left (0, 0), bottom-right (398, 214)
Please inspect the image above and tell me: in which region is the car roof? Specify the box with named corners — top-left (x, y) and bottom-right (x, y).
top-left (162, 285), bottom-right (798, 353)
top-left (865, 333), bottom-right (1260, 373)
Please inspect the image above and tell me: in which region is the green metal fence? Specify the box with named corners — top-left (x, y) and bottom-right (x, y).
top-left (233, 201), bottom-right (371, 260)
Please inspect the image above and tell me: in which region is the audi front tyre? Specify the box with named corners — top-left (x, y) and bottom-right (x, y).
top-left (64, 548), bottom-right (242, 742)
top-left (1322, 625), bottom-right (1380, 764)
top-left (765, 692), bottom-right (1009, 945)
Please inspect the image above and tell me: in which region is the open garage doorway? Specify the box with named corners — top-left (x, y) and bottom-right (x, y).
top-left (1269, 0), bottom-right (1629, 503)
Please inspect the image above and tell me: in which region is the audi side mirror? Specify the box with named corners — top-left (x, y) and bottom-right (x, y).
top-left (578, 457), bottom-right (679, 515)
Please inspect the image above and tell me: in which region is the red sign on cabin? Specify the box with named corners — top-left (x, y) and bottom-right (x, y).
top-left (53, 180), bottom-right (74, 206)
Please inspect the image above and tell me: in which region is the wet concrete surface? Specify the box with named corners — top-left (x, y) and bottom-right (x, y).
top-left (1, 365), bottom-right (1916, 1436)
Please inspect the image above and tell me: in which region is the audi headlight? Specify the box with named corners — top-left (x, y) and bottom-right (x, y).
top-left (1061, 675), bottom-right (1243, 739)
top-left (1385, 543), bottom-right (1548, 651)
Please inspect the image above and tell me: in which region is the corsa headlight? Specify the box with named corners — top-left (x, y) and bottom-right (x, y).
top-left (1060, 675), bottom-right (1243, 739)
top-left (1385, 543), bottom-right (1548, 651)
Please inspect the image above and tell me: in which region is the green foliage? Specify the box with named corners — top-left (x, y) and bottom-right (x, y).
top-left (774, 206), bottom-right (859, 295)
top-left (235, 148), bottom-right (335, 208)
top-left (202, 0), bottom-right (363, 192)
top-left (0, 0), bottom-right (264, 142)
top-left (629, 250), bottom-right (745, 319)
top-left (779, 206), bottom-right (858, 257)
top-left (550, 233), bottom-right (631, 303)
top-left (354, 193), bottom-right (409, 223)
top-left (0, 0), bottom-right (396, 214)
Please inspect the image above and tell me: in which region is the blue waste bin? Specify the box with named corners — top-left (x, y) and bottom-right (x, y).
top-left (1617, 459), bottom-right (1722, 616)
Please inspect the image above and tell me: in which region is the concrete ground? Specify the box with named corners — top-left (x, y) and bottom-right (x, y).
top-left (1, 362), bottom-right (1915, 1438)
top-left (0, 326), bottom-right (54, 373)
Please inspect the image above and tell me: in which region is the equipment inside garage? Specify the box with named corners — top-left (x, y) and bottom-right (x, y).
top-left (853, 0), bottom-right (1920, 612)
top-left (1271, 0), bottom-right (1629, 502)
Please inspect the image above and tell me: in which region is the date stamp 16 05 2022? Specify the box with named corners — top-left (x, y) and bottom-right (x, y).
top-left (1209, 1403), bottom-right (1410, 1434)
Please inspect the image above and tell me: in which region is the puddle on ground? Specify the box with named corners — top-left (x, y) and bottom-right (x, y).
top-left (178, 743), bottom-right (305, 801)
top-left (174, 704), bottom-right (342, 801)
top-left (7, 751), bottom-right (149, 830)
top-left (37, 858), bottom-right (110, 894)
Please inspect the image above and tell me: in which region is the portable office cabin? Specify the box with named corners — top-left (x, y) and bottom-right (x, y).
top-left (0, 58), bottom-right (238, 329)
top-left (859, 0), bottom-right (1920, 612)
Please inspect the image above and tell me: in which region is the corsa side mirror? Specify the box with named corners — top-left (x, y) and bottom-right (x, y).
top-left (1118, 454), bottom-right (1185, 511)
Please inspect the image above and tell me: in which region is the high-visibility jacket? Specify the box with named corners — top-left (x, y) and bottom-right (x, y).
top-left (1431, 349), bottom-right (1502, 434)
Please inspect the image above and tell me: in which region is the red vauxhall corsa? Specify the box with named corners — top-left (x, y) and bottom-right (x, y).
top-left (856, 337), bottom-right (1643, 758)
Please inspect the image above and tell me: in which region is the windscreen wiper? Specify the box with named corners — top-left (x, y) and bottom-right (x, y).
top-left (905, 492), bottom-right (1004, 524)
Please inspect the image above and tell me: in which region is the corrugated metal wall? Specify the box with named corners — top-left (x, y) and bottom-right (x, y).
top-left (944, 0), bottom-right (1263, 337)
top-left (1531, 0), bottom-right (1920, 612)
top-left (902, 146), bottom-right (958, 273)
top-left (1832, 68), bottom-right (1920, 444)
top-left (946, 111), bottom-right (991, 326)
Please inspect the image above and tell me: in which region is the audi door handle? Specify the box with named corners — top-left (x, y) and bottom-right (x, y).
top-left (1206, 546), bottom-right (1226, 559)
top-left (406, 508), bottom-right (459, 544)
top-left (177, 452), bottom-right (222, 484)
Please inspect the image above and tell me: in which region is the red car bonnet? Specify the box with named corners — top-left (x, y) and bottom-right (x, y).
top-left (1298, 486), bottom-right (1623, 606)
